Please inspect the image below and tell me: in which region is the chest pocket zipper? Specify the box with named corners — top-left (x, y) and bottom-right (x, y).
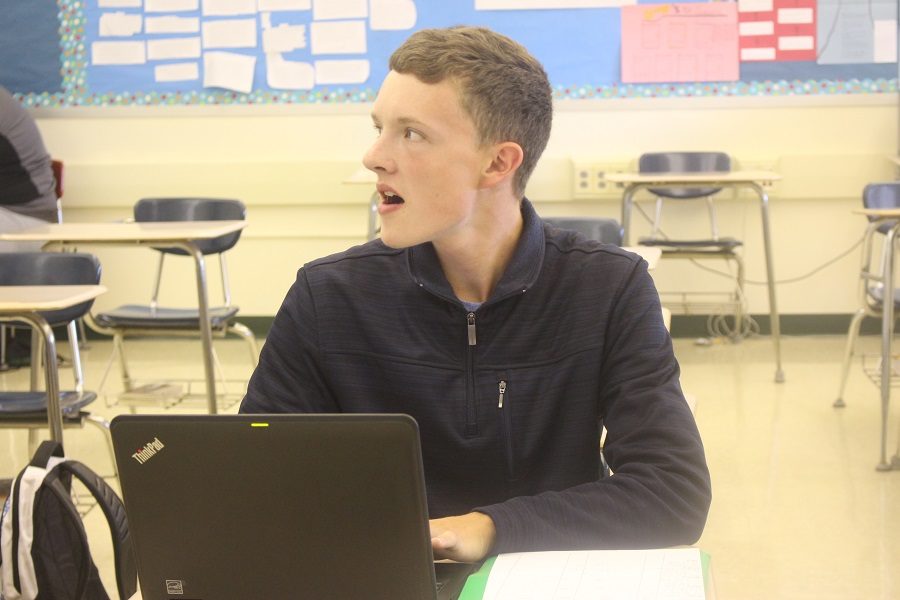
top-left (497, 379), bottom-right (516, 480)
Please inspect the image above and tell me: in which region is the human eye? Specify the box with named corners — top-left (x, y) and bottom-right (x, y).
top-left (404, 128), bottom-right (424, 142)
top-left (372, 123), bottom-right (383, 137)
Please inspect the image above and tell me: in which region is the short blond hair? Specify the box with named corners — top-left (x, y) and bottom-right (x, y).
top-left (389, 26), bottom-right (553, 198)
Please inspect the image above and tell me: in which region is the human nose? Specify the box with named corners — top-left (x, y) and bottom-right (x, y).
top-left (362, 135), bottom-right (393, 174)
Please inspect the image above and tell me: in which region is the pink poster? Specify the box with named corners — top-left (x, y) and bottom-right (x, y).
top-left (621, 2), bottom-right (740, 83)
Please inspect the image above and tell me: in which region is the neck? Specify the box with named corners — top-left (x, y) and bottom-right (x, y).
top-left (433, 192), bottom-right (523, 304)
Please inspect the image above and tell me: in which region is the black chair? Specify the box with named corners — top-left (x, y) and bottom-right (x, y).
top-left (0, 252), bottom-right (112, 460)
top-left (834, 182), bottom-right (900, 408)
top-left (91, 198), bottom-right (258, 410)
top-left (636, 151), bottom-right (746, 337)
top-left (543, 217), bottom-right (624, 245)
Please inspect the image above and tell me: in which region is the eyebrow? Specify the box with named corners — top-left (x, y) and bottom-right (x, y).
top-left (370, 112), bottom-right (429, 130)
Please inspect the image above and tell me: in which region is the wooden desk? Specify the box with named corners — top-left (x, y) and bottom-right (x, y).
top-left (0, 221), bottom-right (247, 415)
top-left (607, 170), bottom-right (785, 383)
top-left (343, 167), bottom-right (380, 241)
top-left (854, 208), bottom-right (900, 471)
top-left (623, 245), bottom-right (661, 270)
top-left (0, 284), bottom-right (107, 442)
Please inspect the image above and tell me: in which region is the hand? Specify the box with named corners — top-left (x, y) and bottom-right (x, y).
top-left (429, 512), bottom-right (496, 562)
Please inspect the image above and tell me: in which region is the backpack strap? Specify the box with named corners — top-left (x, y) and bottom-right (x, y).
top-left (1, 441), bottom-right (68, 600)
top-left (55, 461), bottom-right (137, 600)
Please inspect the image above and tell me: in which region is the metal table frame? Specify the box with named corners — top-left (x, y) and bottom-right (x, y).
top-left (606, 170), bottom-right (784, 383)
top-left (0, 221), bottom-right (247, 415)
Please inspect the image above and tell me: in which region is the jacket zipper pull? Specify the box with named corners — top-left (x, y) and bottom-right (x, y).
top-left (498, 380), bottom-right (507, 408)
top-left (467, 312), bottom-right (477, 346)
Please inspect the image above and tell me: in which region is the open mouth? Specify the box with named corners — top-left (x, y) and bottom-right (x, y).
top-left (383, 192), bottom-right (405, 205)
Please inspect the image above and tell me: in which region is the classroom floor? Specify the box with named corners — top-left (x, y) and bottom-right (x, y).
top-left (1, 332), bottom-right (899, 599)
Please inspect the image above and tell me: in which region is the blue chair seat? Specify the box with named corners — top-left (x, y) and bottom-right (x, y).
top-left (94, 305), bottom-right (239, 329)
top-left (0, 390), bottom-right (97, 418)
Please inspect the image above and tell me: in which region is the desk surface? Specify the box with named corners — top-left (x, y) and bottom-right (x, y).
top-left (0, 285), bottom-right (108, 311)
top-left (605, 170), bottom-right (781, 184)
top-left (855, 208), bottom-right (900, 218)
top-left (0, 220), bottom-right (246, 242)
top-left (622, 245), bottom-right (661, 269)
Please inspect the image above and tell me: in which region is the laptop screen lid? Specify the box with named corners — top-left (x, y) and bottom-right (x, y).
top-left (111, 413), bottom-right (439, 600)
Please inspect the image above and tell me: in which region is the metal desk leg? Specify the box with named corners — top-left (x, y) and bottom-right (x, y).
top-left (621, 186), bottom-right (637, 246)
top-left (752, 183), bottom-right (785, 383)
top-left (878, 224), bottom-right (899, 471)
top-left (181, 242), bottom-right (217, 415)
top-left (19, 313), bottom-right (63, 442)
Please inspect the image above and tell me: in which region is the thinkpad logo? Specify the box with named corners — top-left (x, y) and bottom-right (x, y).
top-left (132, 437), bottom-right (165, 464)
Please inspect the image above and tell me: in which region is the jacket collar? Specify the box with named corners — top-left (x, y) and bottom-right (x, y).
top-left (406, 198), bottom-right (546, 305)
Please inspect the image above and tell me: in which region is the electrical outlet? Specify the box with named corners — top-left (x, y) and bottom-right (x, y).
top-left (572, 160), bottom-right (630, 199)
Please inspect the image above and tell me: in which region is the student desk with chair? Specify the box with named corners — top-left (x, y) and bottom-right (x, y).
top-left (0, 284), bottom-right (107, 442)
top-left (606, 169), bottom-right (784, 383)
top-left (0, 220), bottom-right (246, 415)
top-left (853, 207), bottom-right (900, 471)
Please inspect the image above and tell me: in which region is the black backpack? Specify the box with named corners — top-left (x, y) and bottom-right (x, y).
top-left (0, 441), bottom-right (136, 600)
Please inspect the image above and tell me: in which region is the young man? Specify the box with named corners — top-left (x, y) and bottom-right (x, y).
top-left (240, 26), bottom-right (711, 562)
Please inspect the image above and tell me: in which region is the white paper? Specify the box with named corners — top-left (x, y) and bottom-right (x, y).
top-left (314, 59), bottom-right (369, 84)
top-left (777, 7), bottom-right (813, 24)
top-left (475, 0), bottom-right (633, 7)
top-left (99, 12), bottom-right (143, 37)
top-left (312, 0), bottom-right (366, 20)
top-left (147, 36), bottom-right (202, 60)
top-left (778, 35), bottom-right (813, 50)
top-left (203, 0), bottom-right (257, 16)
top-left (91, 40), bottom-right (147, 65)
top-left (155, 62), bottom-right (200, 82)
top-left (483, 549), bottom-right (705, 600)
top-left (98, 0), bottom-right (142, 7)
top-left (739, 21), bottom-right (774, 36)
top-left (874, 19), bottom-right (898, 63)
top-left (203, 51), bottom-right (256, 92)
top-left (741, 46), bottom-right (776, 60)
top-left (266, 54), bottom-right (314, 89)
top-left (370, 0), bottom-right (416, 30)
top-left (145, 0), bottom-right (199, 11)
top-left (738, 0), bottom-right (773, 12)
top-left (145, 16), bottom-right (200, 34)
top-left (202, 18), bottom-right (258, 48)
top-left (263, 23), bottom-right (306, 53)
top-left (311, 20), bottom-right (366, 54)
top-left (258, 0), bottom-right (311, 10)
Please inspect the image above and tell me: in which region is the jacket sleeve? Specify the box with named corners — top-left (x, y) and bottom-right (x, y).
top-left (476, 259), bottom-right (712, 553)
top-left (239, 268), bottom-right (339, 414)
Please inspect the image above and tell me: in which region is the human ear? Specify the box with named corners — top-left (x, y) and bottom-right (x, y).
top-left (481, 142), bottom-right (524, 189)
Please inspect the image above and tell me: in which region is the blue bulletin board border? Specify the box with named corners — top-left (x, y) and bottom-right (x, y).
top-left (13, 0), bottom-right (900, 108)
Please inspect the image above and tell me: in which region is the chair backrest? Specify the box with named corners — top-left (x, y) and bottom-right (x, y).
top-left (0, 252), bottom-right (101, 325)
top-left (639, 151), bottom-right (730, 199)
top-left (863, 182), bottom-right (900, 234)
top-left (135, 198), bottom-right (246, 256)
top-left (544, 217), bottom-right (623, 245)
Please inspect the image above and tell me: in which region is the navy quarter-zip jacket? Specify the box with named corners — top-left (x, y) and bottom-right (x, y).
top-left (240, 199), bottom-right (712, 553)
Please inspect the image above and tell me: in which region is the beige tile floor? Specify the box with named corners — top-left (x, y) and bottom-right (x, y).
top-left (2, 333), bottom-right (899, 599)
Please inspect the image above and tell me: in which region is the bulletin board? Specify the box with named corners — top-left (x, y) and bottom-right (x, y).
top-left (0, 0), bottom-right (896, 109)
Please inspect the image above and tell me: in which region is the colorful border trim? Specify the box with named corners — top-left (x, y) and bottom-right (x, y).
top-left (16, 0), bottom-right (898, 108)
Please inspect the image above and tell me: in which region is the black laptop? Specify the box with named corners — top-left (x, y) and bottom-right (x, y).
top-left (110, 414), bottom-right (476, 600)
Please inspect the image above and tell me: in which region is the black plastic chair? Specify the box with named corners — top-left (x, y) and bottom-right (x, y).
top-left (834, 182), bottom-right (900, 408)
top-left (0, 252), bottom-right (112, 459)
top-left (91, 198), bottom-right (258, 409)
top-left (636, 151), bottom-right (745, 336)
top-left (543, 217), bottom-right (624, 245)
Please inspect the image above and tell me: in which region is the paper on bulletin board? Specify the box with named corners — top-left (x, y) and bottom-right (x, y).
top-left (621, 2), bottom-right (739, 83)
top-left (816, 0), bottom-right (897, 64)
top-left (738, 0), bottom-right (816, 62)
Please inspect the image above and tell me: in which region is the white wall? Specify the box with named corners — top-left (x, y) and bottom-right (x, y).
top-left (33, 93), bottom-right (898, 318)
